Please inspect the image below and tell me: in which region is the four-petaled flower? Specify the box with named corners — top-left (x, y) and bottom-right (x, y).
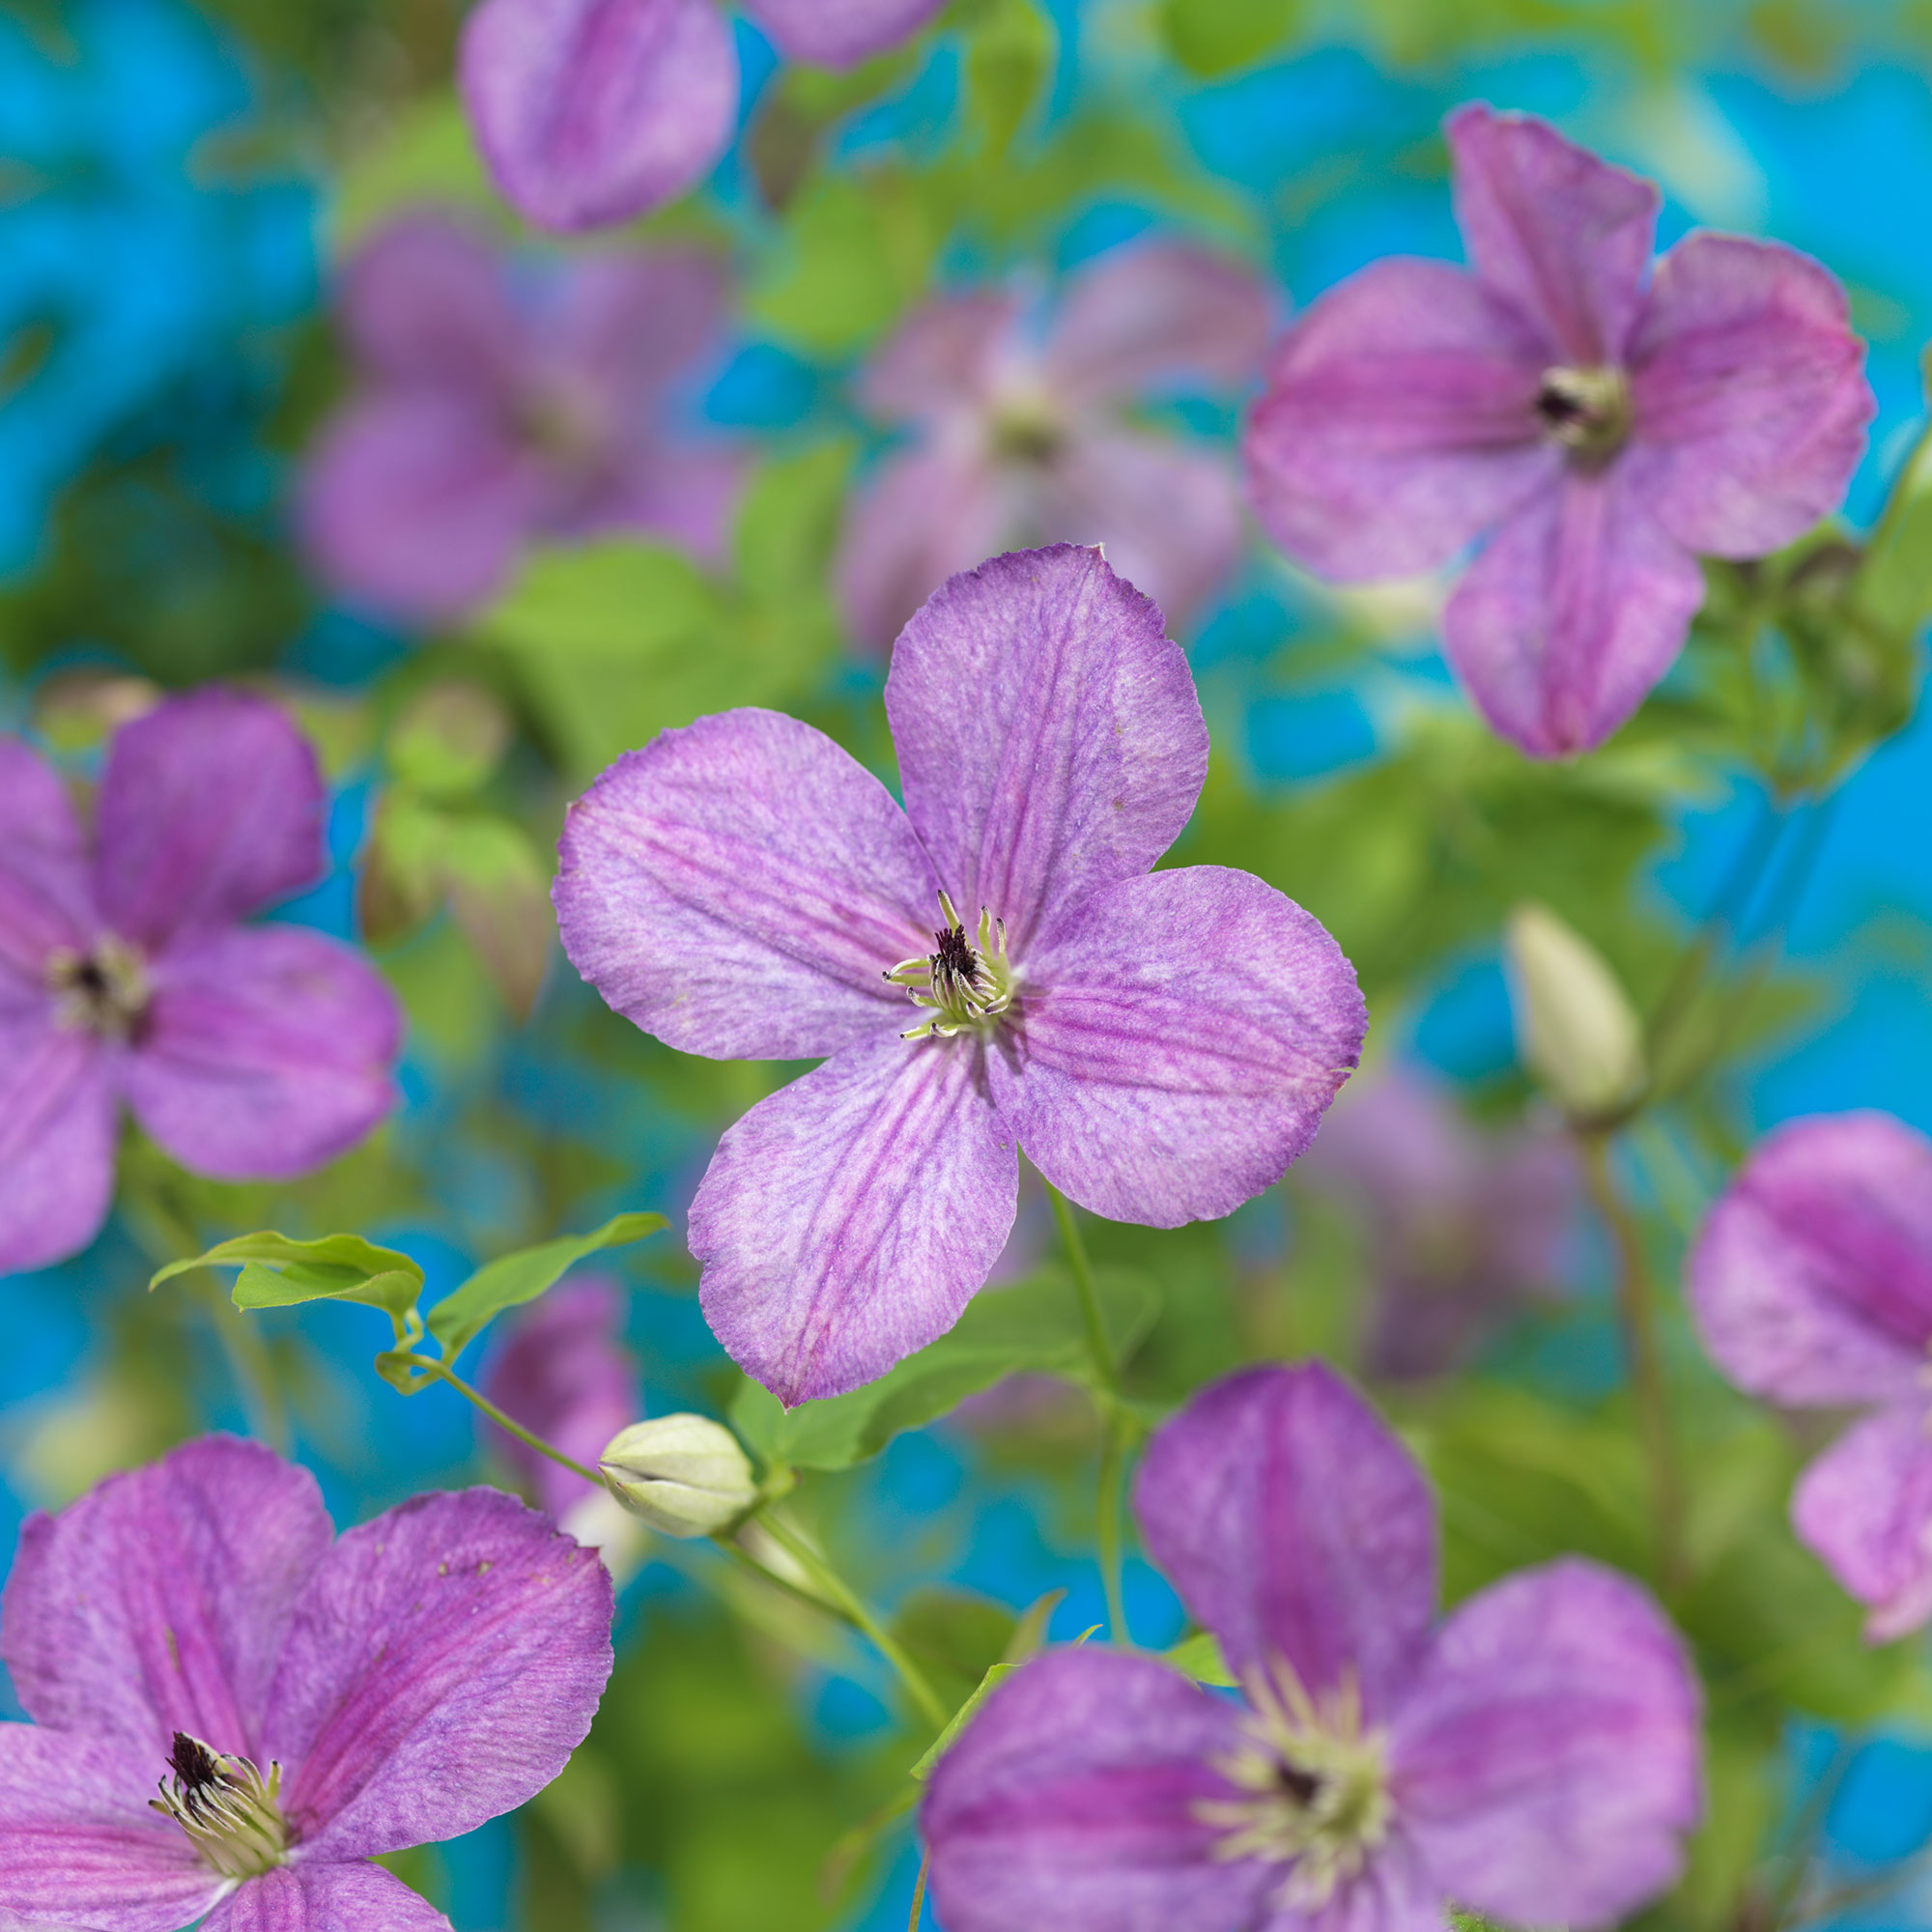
top-left (554, 544), bottom-right (1367, 1404)
top-left (0, 690), bottom-right (403, 1276)
top-left (298, 211), bottom-right (741, 626)
top-left (0, 1435), bottom-right (613, 1928)
top-left (1244, 102), bottom-right (1872, 759)
top-left (923, 1362), bottom-right (1702, 1932)
top-left (1690, 1110), bottom-right (1932, 1640)
top-left (837, 242), bottom-right (1272, 654)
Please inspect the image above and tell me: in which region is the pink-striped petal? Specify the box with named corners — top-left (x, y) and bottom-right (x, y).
top-left (1791, 1403), bottom-right (1932, 1643)
top-left (205, 1861), bottom-right (454, 1932)
top-left (337, 213), bottom-right (526, 394)
top-left (855, 293), bottom-right (1017, 423)
top-left (0, 1016), bottom-right (115, 1275)
top-left (0, 736), bottom-right (92, 979)
top-left (551, 248), bottom-right (730, 406)
top-left (742, 0), bottom-right (947, 66)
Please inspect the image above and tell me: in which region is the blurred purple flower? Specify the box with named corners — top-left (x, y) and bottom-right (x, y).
top-left (1304, 1063), bottom-right (1577, 1378)
top-left (1690, 1111), bottom-right (1932, 1640)
top-left (0, 691), bottom-right (402, 1277)
top-left (298, 212), bottom-right (741, 626)
top-left (554, 544), bottom-right (1366, 1403)
top-left (0, 1435), bottom-right (612, 1928)
top-left (838, 242), bottom-right (1272, 652)
top-left (923, 1362), bottom-right (1701, 1932)
top-left (1245, 102), bottom-right (1872, 759)
top-left (459, 0), bottom-right (948, 233)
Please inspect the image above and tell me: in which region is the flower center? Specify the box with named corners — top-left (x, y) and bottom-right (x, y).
top-left (988, 394), bottom-right (1065, 468)
top-left (884, 891), bottom-right (1015, 1040)
top-left (1534, 363), bottom-right (1631, 464)
top-left (150, 1731), bottom-right (290, 1881)
top-left (45, 936), bottom-right (150, 1043)
top-left (1197, 1661), bottom-right (1392, 1909)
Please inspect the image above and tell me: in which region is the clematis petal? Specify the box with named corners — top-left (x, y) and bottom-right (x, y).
top-left (0, 736), bottom-right (92, 979)
top-left (1688, 1112), bottom-right (1932, 1408)
top-left (887, 545), bottom-right (1209, 950)
top-left (1392, 1558), bottom-right (1701, 1930)
top-left (1628, 232), bottom-right (1872, 558)
top-left (552, 248), bottom-right (730, 406)
top-left (0, 1723), bottom-right (222, 1932)
top-left (124, 925), bottom-right (402, 1182)
top-left (203, 1861), bottom-right (454, 1932)
top-left (580, 441), bottom-right (745, 567)
top-left (1792, 1402), bottom-right (1932, 1643)
top-left (266, 1487), bottom-right (613, 1860)
top-left (460, 0), bottom-right (739, 234)
top-left (742, 0), bottom-right (947, 66)
top-left (992, 867), bottom-right (1365, 1227)
top-left (1243, 256), bottom-right (1557, 582)
top-left (0, 1435), bottom-right (333, 1757)
top-left (856, 293), bottom-right (1018, 423)
top-left (297, 391), bottom-right (547, 627)
top-left (0, 1017), bottom-right (115, 1275)
top-left (1443, 464), bottom-right (1705, 758)
top-left (922, 1649), bottom-right (1266, 1932)
top-left (692, 1031), bottom-right (1018, 1403)
top-left (1133, 1364), bottom-right (1437, 1715)
top-left (1446, 102), bottom-right (1658, 365)
top-left (337, 213), bottom-right (526, 393)
top-left (94, 691), bottom-right (329, 952)
top-left (1273, 1855), bottom-right (1446, 1932)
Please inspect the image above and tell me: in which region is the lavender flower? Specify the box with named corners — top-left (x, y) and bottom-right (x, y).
top-left (460, 0), bottom-right (948, 233)
top-left (0, 691), bottom-right (402, 1276)
top-left (1244, 102), bottom-right (1872, 758)
top-left (1690, 1111), bottom-right (1932, 1639)
top-left (923, 1362), bottom-right (1702, 1932)
top-left (554, 544), bottom-right (1366, 1403)
top-left (838, 242), bottom-right (1271, 653)
top-left (0, 1435), bottom-right (613, 1927)
top-left (298, 212), bottom-right (740, 625)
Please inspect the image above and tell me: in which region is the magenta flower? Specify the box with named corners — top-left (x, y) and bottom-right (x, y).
top-left (460, 0), bottom-right (948, 233)
top-left (0, 1435), bottom-right (613, 1928)
top-left (838, 242), bottom-right (1272, 653)
top-left (923, 1362), bottom-right (1701, 1932)
top-left (1690, 1111), bottom-right (1932, 1640)
top-left (298, 211), bottom-right (741, 626)
top-left (1244, 103), bottom-right (1872, 758)
top-left (554, 545), bottom-right (1366, 1403)
top-left (0, 691), bottom-right (402, 1276)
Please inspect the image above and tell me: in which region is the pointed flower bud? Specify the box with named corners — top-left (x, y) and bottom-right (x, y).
top-left (598, 1415), bottom-right (758, 1537)
top-left (1504, 904), bottom-right (1645, 1122)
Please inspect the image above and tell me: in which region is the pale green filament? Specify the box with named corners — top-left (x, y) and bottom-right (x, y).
top-left (885, 891), bottom-right (1015, 1040)
top-left (151, 1736), bottom-right (290, 1881)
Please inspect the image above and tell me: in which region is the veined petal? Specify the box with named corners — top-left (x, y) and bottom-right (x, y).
top-left (1244, 257), bottom-right (1556, 582)
top-left (266, 1488), bottom-right (612, 1860)
top-left (1443, 465), bottom-right (1705, 759)
top-left (887, 545), bottom-right (1208, 951)
top-left (554, 708), bottom-right (938, 1060)
top-left (1392, 1559), bottom-right (1701, 1930)
top-left (94, 692), bottom-right (329, 952)
top-left (691, 1032), bottom-right (1017, 1404)
top-left (1688, 1112), bottom-right (1932, 1408)
top-left (1628, 232), bottom-right (1872, 557)
top-left (125, 925), bottom-right (402, 1183)
top-left (1133, 1365), bottom-right (1437, 1716)
top-left (1792, 1403), bottom-right (1932, 1643)
top-left (0, 1436), bottom-right (332, 1758)
top-left (579, 441), bottom-right (745, 568)
top-left (1276, 1852), bottom-right (1446, 1932)
top-left (993, 867), bottom-right (1365, 1227)
top-left (742, 0), bottom-right (947, 66)
top-left (856, 294), bottom-right (1017, 423)
top-left (204, 1862), bottom-right (455, 1932)
top-left (337, 213), bottom-right (526, 393)
top-left (551, 248), bottom-right (730, 407)
top-left (0, 1015), bottom-right (115, 1276)
top-left (1446, 103), bottom-right (1658, 365)
top-left (0, 736), bottom-right (92, 979)
top-left (460, 0), bottom-right (739, 234)
top-left (922, 1649), bottom-right (1265, 1932)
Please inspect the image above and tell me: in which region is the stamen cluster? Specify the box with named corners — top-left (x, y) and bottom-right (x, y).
top-left (45, 935), bottom-right (151, 1044)
top-left (150, 1731), bottom-right (290, 1881)
top-left (884, 892), bottom-right (1015, 1040)
top-left (1532, 363), bottom-right (1633, 464)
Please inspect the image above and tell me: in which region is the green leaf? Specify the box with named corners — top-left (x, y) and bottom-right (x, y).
top-left (733, 440), bottom-right (857, 610)
top-left (1160, 0), bottom-right (1297, 75)
top-left (909, 1659), bottom-right (1023, 1780)
top-left (151, 1233), bottom-right (425, 1346)
top-left (963, 0), bottom-right (1056, 155)
top-left (440, 815), bottom-right (555, 1021)
top-left (425, 1212), bottom-right (668, 1366)
top-left (329, 91), bottom-right (496, 248)
top-left (729, 1264), bottom-right (1157, 1472)
top-left (1164, 1629), bottom-right (1236, 1687)
top-left (385, 681), bottom-right (511, 800)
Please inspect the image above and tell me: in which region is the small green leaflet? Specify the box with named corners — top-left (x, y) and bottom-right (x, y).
top-left (909, 1588), bottom-right (1067, 1781)
top-left (150, 1233), bottom-right (425, 1346)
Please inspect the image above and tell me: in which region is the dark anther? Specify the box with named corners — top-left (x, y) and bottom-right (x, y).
top-left (1534, 378), bottom-right (1587, 429)
top-left (1276, 1761), bottom-right (1324, 1807)
top-left (169, 1732), bottom-right (222, 1793)
top-left (73, 957), bottom-right (108, 998)
top-left (931, 923), bottom-right (979, 987)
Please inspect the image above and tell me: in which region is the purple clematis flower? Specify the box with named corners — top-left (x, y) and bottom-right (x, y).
top-left (554, 544), bottom-right (1366, 1403)
top-left (0, 1435), bottom-right (613, 1929)
top-left (460, 0), bottom-right (949, 233)
top-left (923, 1362), bottom-right (1702, 1932)
top-left (1244, 102), bottom-right (1872, 759)
top-left (838, 242), bottom-right (1272, 653)
top-left (1690, 1111), bottom-right (1932, 1640)
top-left (298, 211), bottom-right (741, 626)
top-left (0, 691), bottom-right (402, 1277)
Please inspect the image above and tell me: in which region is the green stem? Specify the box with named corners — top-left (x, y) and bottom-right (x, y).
top-left (908, 1852), bottom-right (929, 1931)
top-left (1044, 1181), bottom-right (1117, 1396)
top-left (1095, 1409), bottom-right (1131, 1648)
top-left (397, 1352), bottom-right (603, 1487)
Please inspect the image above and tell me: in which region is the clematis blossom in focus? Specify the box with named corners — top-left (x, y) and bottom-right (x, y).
top-left (838, 242), bottom-right (1272, 653)
top-left (0, 690), bottom-right (402, 1276)
top-left (1690, 1111), bottom-right (1932, 1640)
top-left (298, 212), bottom-right (741, 626)
top-left (460, 0), bottom-right (949, 233)
top-left (0, 1435), bottom-right (613, 1928)
top-left (554, 545), bottom-right (1366, 1404)
top-left (923, 1362), bottom-right (1702, 1932)
top-left (1245, 103), bottom-right (1872, 758)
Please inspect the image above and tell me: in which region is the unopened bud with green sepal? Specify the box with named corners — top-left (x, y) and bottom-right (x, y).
top-left (1504, 903), bottom-right (1645, 1123)
top-left (599, 1415), bottom-right (759, 1537)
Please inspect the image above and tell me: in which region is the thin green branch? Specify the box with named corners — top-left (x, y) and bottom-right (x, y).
top-left (1044, 1180), bottom-right (1117, 1395)
top-left (397, 1352), bottom-right (603, 1486)
top-left (1095, 1408), bottom-right (1131, 1648)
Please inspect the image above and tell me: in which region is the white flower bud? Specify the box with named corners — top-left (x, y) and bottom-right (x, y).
top-left (598, 1415), bottom-right (758, 1538)
top-left (1504, 903), bottom-right (1645, 1121)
